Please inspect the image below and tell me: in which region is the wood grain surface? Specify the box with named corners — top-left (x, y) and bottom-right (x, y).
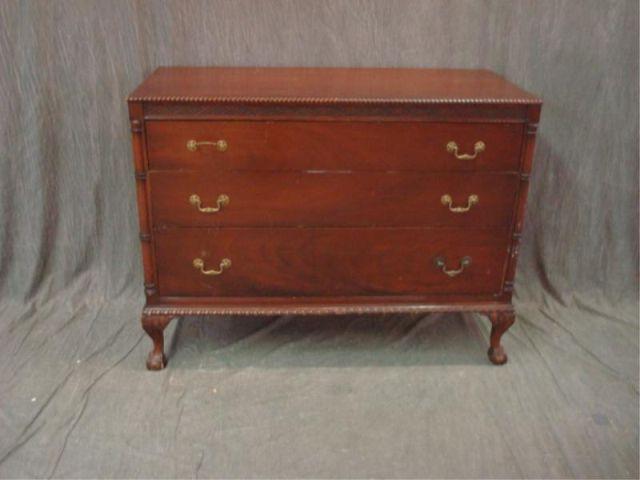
top-left (2, 0), bottom-right (638, 476)
top-left (129, 67), bottom-right (541, 102)
top-left (153, 227), bottom-right (510, 297)
top-left (135, 68), bottom-right (533, 368)
top-left (146, 120), bottom-right (524, 171)
top-left (149, 171), bottom-right (519, 228)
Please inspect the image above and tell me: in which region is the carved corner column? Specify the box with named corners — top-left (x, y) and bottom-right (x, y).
top-left (504, 106), bottom-right (540, 299)
top-left (130, 101), bottom-right (169, 370)
top-left (491, 107), bottom-right (539, 365)
top-left (129, 101), bottom-right (157, 299)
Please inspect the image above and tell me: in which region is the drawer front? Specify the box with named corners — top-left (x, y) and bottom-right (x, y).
top-left (146, 121), bottom-right (523, 172)
top-left (149, 171), bottom-right (518, 228)
top-left (154, 228), bottom-right (509, 297)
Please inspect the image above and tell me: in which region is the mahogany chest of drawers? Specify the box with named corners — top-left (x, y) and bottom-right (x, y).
top-left (128, 67), bottom-right (541, 370)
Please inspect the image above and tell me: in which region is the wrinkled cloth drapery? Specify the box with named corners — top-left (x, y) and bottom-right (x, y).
top-left (0, 1), bottom-right (637, 478)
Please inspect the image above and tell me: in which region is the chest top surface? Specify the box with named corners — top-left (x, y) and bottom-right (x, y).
top-left (128, 67), bottom-right (541, 105)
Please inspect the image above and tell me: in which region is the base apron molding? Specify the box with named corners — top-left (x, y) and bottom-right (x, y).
top-left (142, 303), bottom-right (514, 316)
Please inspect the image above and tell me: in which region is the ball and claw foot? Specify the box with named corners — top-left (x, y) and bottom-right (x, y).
top-left (487, 310), bottom-right (515, 366)
top-left (146, 352), bottom-right (167, 371)
top-left (487, 346), bottom-right (508, 365)
top-left (141, 314), bottom-right (174, 371)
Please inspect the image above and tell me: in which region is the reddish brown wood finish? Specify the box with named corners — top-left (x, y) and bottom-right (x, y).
top-left (149, 171), bottom-right (519, 228)
top-left (146, 120), bottom-right (523, 172)
top-left (488, 310), bottom-right (516, 365)
top-left (154, 227), bottom-right (510, 297)
top-left (504, 107), bottom-right (541, 294)
top-left (143, 102), bottom-right (530, 122)
top-left (129, 67), bottom-right (541, 104)
top-left (143, 297), bottom-right (514, 313)
top-left (129, 103), bottom-right (157, 297)
top-left (141, 314), bottom-right (174, 370)
top-left (128, 67), bottom-right (542, 370)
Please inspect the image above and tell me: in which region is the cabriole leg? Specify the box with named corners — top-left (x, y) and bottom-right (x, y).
top-left (487, 310), bottom-right (515, 365)
top-left (141, 314), bottom-right (174, 370)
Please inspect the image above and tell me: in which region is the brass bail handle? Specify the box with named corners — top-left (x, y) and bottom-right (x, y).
top-left (192, 258), bottom-right (231, 276)
top-left (186, 139), bottom-right (228, 152)
top-left (434, 256), bottom-right (472, 277)
top-left (441, 194), bottom-right (479, 213)
top-left (446, 141), bottom-right (485, 160)
top-left (189, 194), bottom-right (230, 213)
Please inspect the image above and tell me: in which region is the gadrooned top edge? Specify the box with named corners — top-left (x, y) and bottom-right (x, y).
top-left (126, 95), bottom-right (543, 105)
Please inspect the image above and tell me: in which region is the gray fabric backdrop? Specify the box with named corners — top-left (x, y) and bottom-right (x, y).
top-left (0, 1), bottom-right (638, 478)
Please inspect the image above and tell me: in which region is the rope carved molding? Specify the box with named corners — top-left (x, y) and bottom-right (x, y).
top-left (127, 96), bottom-right (542, 104)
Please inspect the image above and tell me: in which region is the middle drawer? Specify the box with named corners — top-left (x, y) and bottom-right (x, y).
top-left (149, 171), bottom-right (518, 228)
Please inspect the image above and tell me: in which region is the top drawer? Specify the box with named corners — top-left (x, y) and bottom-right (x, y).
top-left (146, 121), bottom-right (524, 172)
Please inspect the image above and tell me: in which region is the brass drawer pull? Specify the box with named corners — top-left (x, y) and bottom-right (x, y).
top-left (441, 194), bottom-right (479, 213)
top-left (186, 139), bottom-right (228, 152)
top-left (193, 258), bottom-right (231, 276)
top-left (189, 194), bottom-right (229, 213)
top-left (434, 256), bottom-right (471, 277)
top-left (446, 141), bottom-right (485, 160)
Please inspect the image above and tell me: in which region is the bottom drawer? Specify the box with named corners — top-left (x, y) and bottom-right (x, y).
top-left (154, 228), bottom-right (510, 297)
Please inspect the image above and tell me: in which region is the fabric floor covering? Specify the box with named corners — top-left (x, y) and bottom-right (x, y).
top-left (0, 290), bottom-right (637, 479)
